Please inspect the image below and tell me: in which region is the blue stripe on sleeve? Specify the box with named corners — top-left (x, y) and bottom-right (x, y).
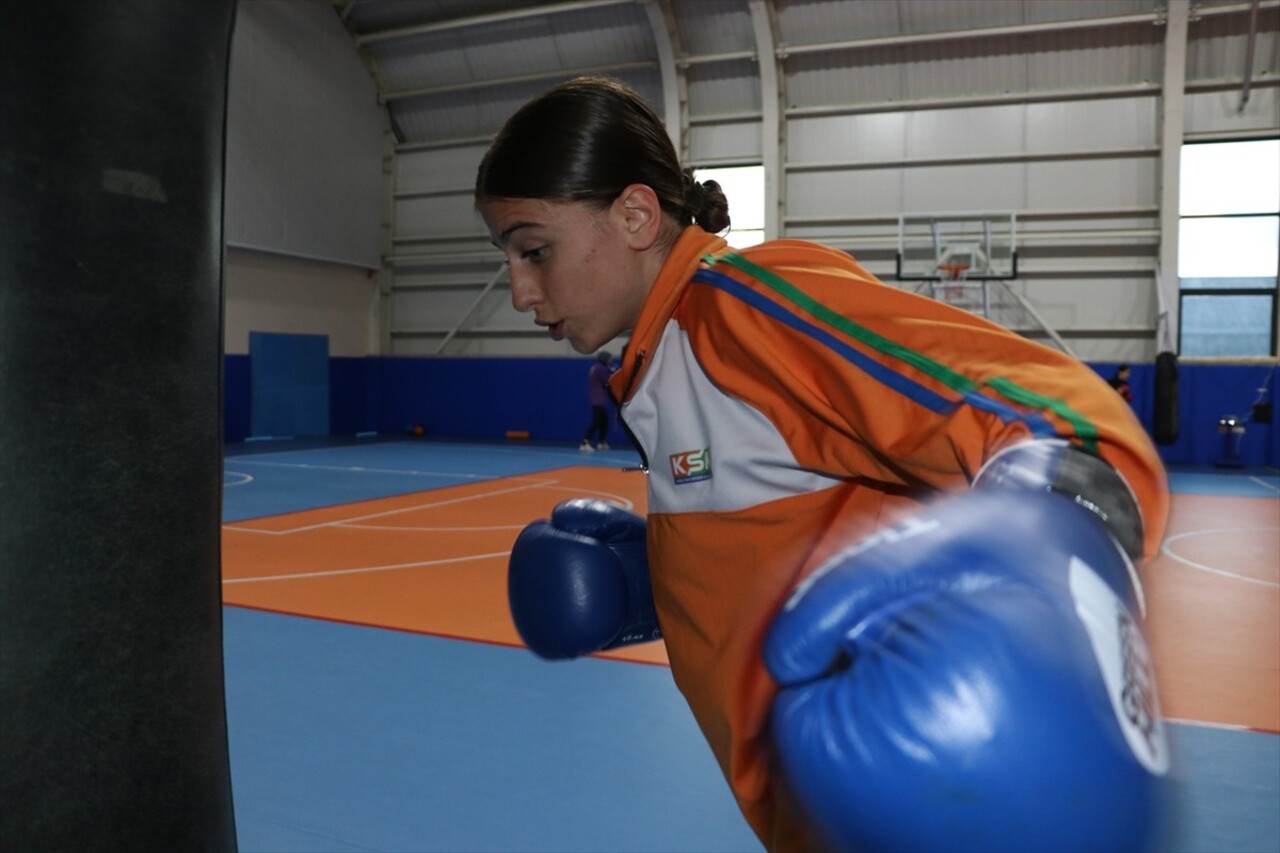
top-left (691, 268), bottom-right (1059, 435)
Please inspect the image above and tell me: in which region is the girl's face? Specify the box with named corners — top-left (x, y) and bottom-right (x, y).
top-left (480, 195), bottom-right (653, 355)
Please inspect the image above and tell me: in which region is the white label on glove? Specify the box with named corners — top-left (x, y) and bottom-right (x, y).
top-left (1070, 557), bottom-right (1169, 775)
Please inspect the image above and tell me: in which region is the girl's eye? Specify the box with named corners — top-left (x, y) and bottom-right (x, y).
top-left (521, 246), bottom-right (547, 262)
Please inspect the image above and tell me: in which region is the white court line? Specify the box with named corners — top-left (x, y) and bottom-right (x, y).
top-left (224, 479), bottom-right (638, 536)
top-left (223, 471), bottom-right (254, 487)
top-left (328, 486), bottom-right (637, 532)
top-left (224, 551), bottom-right (510, 584)
top-left (226, 459), bottom-right (487, 479)
top-left (1160, 527), bottom-right (1280, 588)
top-left (339, 523), bottom-right (526, 532)
top-left (224, 440), bottom-right (624, 469)
top-left (223, 478), bottom-right (560, 535)
top-left (1248, 475), bottom-right (1280, 495)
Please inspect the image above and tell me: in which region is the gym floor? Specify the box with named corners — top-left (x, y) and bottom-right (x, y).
top-left (221, 437), bottom-right (1279, 853)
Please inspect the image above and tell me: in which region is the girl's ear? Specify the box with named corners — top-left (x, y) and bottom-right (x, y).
top-left (612, 183), bottom-right (664, 250)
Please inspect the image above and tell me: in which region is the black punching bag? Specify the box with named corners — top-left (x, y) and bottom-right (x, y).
top-left (1153, 351), bottom-right (1180, 445)
top-left (0, 2), bottom-right (238, 851)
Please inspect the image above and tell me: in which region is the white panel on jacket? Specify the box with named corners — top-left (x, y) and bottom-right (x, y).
top-left (622, 320), bottom-right (846, 514)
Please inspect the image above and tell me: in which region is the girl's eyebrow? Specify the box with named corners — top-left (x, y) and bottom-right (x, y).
top-left (498, 221), bottom-right (538, 243)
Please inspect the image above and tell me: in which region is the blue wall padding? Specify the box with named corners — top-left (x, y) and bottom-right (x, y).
top-left (225, 355), bottom-right (251, 443)
top-left (1092, 361), bottom-right (1276, 467)
top-left (330, 356), bottom-right (378, 435)
top-left (377, 356), bottom-right (628, 445)
top-left (249, 332), bottom-right (330, 438)
top-left (223, 355), bottom-right (1276, 466)
top-left (1159, 362), bottom-right (1276, 468)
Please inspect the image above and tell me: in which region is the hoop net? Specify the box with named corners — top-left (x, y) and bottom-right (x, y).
top-left (937, 262), bottom-right (970, 301)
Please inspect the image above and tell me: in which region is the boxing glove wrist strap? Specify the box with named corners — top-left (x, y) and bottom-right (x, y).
top-left (974, 439), bottom-right (1144, 560)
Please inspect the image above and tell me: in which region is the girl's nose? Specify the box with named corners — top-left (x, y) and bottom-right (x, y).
top-left (509, 270), bottom-right (540, 312)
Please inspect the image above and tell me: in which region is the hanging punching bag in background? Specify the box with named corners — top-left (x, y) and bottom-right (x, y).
top-left (1154, 351), bottom-right (1181, 445)
top-left (0, 2), bottom-right (238, 851)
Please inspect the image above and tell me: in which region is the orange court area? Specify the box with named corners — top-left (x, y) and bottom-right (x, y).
top-left (1144, 492), bottom-right (1280, 733)
top-left (221, 466), bottom-right (666, 665)
top-left (223, 468), bottom-right (1279, 732)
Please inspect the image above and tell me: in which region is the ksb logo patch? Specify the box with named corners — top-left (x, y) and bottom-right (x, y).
top-left (669, 447), bottom-right (712, 484)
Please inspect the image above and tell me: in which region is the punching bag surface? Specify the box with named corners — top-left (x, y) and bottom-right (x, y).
top-left (0, 2), bottom-right (238, 851)
top-left (1153, 351), bottom-right (1180, 446)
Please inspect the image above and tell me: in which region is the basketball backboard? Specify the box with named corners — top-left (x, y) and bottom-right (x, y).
top-left (896, 211), bottom-right (1018, 281)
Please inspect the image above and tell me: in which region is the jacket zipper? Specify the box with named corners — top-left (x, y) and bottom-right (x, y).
top-left (612, 349), bottom-right (650, 474)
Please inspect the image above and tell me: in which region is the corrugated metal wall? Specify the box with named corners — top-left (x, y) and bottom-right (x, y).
top-left (348, 0), bottom-right (1279, 359)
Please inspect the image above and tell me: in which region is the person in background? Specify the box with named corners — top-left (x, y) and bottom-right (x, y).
top-left (580, 350), bottom-right (613, 451)
top-left (479, 76), bottom-right (1170, 852)
top-left (1109, 363), bottom-right (1134, 403)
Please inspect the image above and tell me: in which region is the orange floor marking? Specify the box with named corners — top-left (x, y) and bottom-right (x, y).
top-left (223, 471), bottom-right (1280, 729)
top-left (222, 466), bottom-right (667, 665)
top-left (1145, 492), bottom-right (1280, 732)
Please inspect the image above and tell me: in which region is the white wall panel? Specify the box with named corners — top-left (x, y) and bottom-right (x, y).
top-left (1027, 26), bottom-right (1161, 90)
top-left (906, 105), bottom-right (1027, 159)
top-left (1022, 1), bottom-right (1161, 24)
top-left (1185, 87), bottom-right (1280, 136)
top-left (787, 170), bottom-right (904, 217)
top-left (396, 147), bottom-right (487, 192)
top-left (674, 0), bottom-right (754, 54)
top-left (777, 0), bottom-right (902, 43)
top-left (901, 47), bottom-right (1030, 101)
top-left (1025, 157), bottom-right (1157, 210)
top-left (789, 113), bottom-right (908, 163)
top-left (1011, 277), bottom-right (1156, 328)
top-left (688, 121), bottom-right (763, 164)
top-left (895, 0), bottom-right (1023, 34)
top-left (395, 196), bottom-right (488, 241)
top-left (1025, 97), bottom-right (1157, 151)
top-left (902, 163), bottom-right (1026, 211)
top-left (390, 286), bottom-right (630, 357)
top-left (226, 0), bottom-right (383, 269)
top-left (785, 52), bottom-right (906, 107)
top-left (225, 249), bottom-right (377, 357)
top-left (1187, 13), bottom-right (1280, 81)
top-left (394, 287), bottom-right (512, 327)
top-left (687, 61), bottom-right (761, 115)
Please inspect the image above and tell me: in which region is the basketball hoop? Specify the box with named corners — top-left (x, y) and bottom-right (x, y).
top-left (937, 262), bottom-right (969, 301)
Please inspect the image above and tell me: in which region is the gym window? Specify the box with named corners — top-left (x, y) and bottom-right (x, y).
top-left (1178, 139), bottom-right (1279, 357)
top-left (694, 165), bottom-right (765, 249)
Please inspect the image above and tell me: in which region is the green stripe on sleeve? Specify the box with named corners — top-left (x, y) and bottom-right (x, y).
top-left (704, 250), bottom-right (1101, 451)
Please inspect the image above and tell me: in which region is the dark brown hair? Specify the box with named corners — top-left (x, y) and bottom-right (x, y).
top-left (475, 76), bottom-right (730, 235)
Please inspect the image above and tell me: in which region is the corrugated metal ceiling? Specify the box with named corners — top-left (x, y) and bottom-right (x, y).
top-left (334, 0), bottom-right (1278, 145)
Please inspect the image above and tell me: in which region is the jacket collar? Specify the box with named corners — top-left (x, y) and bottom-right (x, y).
top-left (609, 226), bottom-right (728, 405)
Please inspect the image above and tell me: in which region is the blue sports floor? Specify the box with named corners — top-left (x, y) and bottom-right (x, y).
top-left (222, 438), bottom-right (1280, 852)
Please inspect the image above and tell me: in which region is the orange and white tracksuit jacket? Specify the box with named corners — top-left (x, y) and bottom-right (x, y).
top-left (607, 226), bottom-right (1169, 852)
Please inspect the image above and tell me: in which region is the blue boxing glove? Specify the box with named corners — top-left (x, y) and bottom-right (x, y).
top-left (974, 437), bottom-right (1146, 561)
top-left (508, 498), bottom-right (661, 659)
top-left (764, 487), bottom-right (1168, 852)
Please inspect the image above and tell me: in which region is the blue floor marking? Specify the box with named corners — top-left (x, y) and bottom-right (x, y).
top-left (1167, 466), bottom-right (1280, 498)
top-left (224, 606), bottom-right (1279, 853)
top-left (224, 607), bottom-right (762, 853)
top-left (1165, 722), bottom-right (1280, 853)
